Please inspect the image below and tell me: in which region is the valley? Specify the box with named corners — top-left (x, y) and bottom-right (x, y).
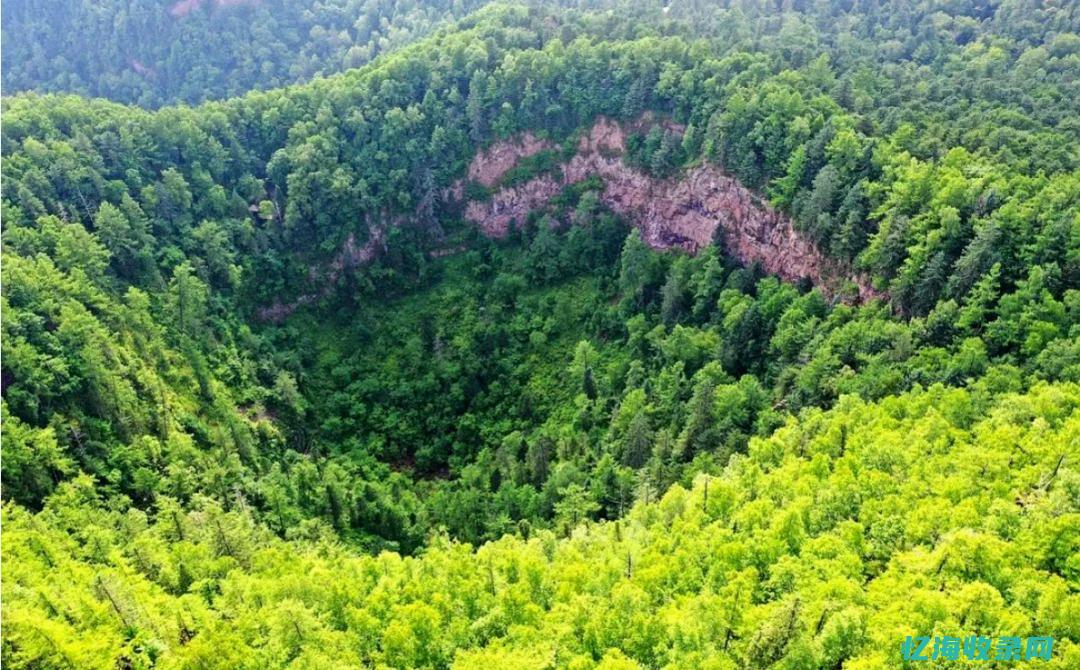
top-left (1, 1), bottom-right (1077, 668)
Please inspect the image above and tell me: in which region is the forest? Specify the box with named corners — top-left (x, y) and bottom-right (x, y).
top-left (1, 0), bottom-right (1078, 668)
top-left (1, 0), bottom-right (488, 107)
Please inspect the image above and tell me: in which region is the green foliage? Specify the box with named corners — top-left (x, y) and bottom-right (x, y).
top-left (1, 1), bottom-right (1079, 666)
top-left (1, 0), bottom-right (493, 107)
top-left (624, 124), bottom-right (686, 177)
top-left (4, 383), bottom-right (1077, 668)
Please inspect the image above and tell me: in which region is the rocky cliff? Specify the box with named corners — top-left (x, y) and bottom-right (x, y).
top-left (261, 116), bottom-right (882, 321)
top-left (450, 117), bottom-right (882, 301)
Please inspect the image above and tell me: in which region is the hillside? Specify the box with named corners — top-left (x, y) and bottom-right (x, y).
top-left (0, 0), bottom-right (490, 106)
top-left (5, 382), bottom-right (1078, 668)
top-left (2, 1), bottom-right (1079, 668)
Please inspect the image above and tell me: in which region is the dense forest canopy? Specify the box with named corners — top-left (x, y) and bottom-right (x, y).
top-left (1, 0), bottom-right (489, 107)
top-left (6, 382), bottom-right (1077, 668)
top-left (1, 0), bottom-right (1078, 668)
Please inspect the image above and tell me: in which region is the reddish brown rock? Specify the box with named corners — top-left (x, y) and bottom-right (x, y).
top-left (262, 115), bottom-right (883, 322)
top-left (469, 132), bottom-right (552, 187)
top-left (462, 174), bottom-right (563, 238)
top-left (451, 117), bottom-right (883, 302)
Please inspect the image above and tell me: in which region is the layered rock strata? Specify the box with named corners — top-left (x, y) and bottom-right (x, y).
top-left (451, 117), bottom-right (881, 301)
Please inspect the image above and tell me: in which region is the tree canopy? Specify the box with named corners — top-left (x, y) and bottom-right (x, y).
top-left (1, 1), bottom-right (1078, 668)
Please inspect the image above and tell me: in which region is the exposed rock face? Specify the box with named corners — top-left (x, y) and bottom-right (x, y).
top-left (451, 117), bottom-right (882, 301)
top-left (462, 174), bottom-right (562, 238)
top-left (257, 227), bottom-right (386, 322)
top-left (261, 116), bottom-right (882, 322)
top-left (467, 132), bottom-right (552, 188)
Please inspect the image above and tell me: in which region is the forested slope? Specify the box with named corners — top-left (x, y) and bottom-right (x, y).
top-left (1, 0), bottom-right (490, 107)
top-left (2, 1), bottom-right (1079, 668)
top-left (5, 382), bottom-right (1078, 668)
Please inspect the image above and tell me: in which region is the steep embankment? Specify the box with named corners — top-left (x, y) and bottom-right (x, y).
top-left (448, 116), bottom-right (882, 301)
top-left (260, 116), bottom-right (883, 321)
